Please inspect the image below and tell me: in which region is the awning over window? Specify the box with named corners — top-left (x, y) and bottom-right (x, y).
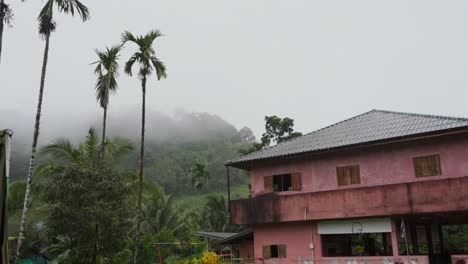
top-left (317, 217), bottom-right (392, 234)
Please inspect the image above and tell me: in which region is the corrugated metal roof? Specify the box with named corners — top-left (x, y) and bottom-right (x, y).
top-left (194, 231), bottom-right (238, 240)
top-left (216, 229), bottom-right (253, 245)
top-left (228, 110), bottom-right (468, 166)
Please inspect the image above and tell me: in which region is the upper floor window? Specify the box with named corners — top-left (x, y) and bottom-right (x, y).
top-left (337, 165), bottom-right (361, 186)
top-left (263, 244), bottom-right (287, 259)
top-left (264, 173), bottom-right (301, 193)
top-left (413, 154), bottom-right (441, 178)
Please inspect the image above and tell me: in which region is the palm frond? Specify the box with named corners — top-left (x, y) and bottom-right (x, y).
top-left (37, 0), bottom-right (56, 37)
top-left (39, 139), bottom-right (78, 163)
top-left (1, 2), bottom-right (14, 27)
top-left (150, 56), bottom-right (167, 80)
top-left (121, 30), bottom-right (137, 45)
top-left (93, 45), bottom-right (121, 108)
top-left (104, 137), bottom-right (134, 161)
top-left (95, 75), bottom-right (110, 108)
top-left (55, 0), bottom-right (90, 21)
top-left (142, 30), bottom-right (163, 45)
top-left (124, 54), bottom-right (138, 76)
top-left (83, 127), bottom-right (99, 159)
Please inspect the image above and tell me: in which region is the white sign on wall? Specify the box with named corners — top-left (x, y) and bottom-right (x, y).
top-left (317, 218), bottom-right (392, 234)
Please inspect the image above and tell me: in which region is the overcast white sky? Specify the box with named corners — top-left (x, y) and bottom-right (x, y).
top-left (2, 0), bottom-right (468, 137)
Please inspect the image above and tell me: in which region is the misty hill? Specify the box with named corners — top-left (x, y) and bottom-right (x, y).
top-left (1, 109), bottom-right (255, 193)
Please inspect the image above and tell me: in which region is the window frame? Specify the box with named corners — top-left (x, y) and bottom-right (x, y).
top-left (336, 165), bottom-right (361, 186)
top-left (273, 174), bottom-right (292, 192)
top-left (262, 244), bottom-right (287, 259)
top-left (413, 154), bottom-right (442, 178)
top-left (264, 173), bottom-right (302, 193)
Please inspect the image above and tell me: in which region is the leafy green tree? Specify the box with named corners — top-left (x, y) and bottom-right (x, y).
top-left (43, 161), bottom-right (131, 263)
top-left (188, 161), bottom-right (210, 190)
top-left (121, 29), bottom-right (167, 263)
top-left (16, 1), bottom-right (89, 262)
top-left (28, 129), bottom-right (132, 263)
top-left (261, 115), bottom-right (302, 145)
top-left (240, 115), bottom-right (302, 154)
top-left (92, 45), bottom-right (122, 159)
top-left (201, 194), bottom-right (241, 232)
top-left (0, 0), bottom-right (13, 62)
top-left (44, 235), bottom-right (73, 264)
top-left (7, 182), bottom-right (25, 220)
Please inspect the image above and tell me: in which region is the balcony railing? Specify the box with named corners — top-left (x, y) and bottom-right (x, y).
top-left (230, 176), bottom-right (468, 225)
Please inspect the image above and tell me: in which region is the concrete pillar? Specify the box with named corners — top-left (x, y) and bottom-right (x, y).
top-left (391, 218), bottom-right (400, 257)
top-left (311, 222), bottom-right (322, 264)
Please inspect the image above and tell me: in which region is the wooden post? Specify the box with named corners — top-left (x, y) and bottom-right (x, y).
top-left (158, 245), bottom-right (162, 264)
top-left (226, 166), bottom-right (231, 215)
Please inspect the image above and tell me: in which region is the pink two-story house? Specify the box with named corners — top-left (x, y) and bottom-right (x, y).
top-left (226, 110), bottom-right (468, 264)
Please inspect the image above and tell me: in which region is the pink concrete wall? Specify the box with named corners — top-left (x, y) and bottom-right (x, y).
top-left (250, 136), bottom-right (468, 197)
top-left (253, 221), bottom-right (429, 264)
top-left (254, 222), bottom-right (314, 264)
top-left (231, 176), bottom-right (468, 224)
top-left (451, 255), bottom-right (468, 264)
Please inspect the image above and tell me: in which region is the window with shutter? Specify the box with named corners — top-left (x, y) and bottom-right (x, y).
top-left (291, 173), bottom-right (302, 191)
top-left (337, 165), bottom-right (361, 186)
top-left (263, 245), bottom-right (287, 259)
top-left (413, 154), bottom-right (441, 177)
top-left (278, 245), bottom-right (287, 258)
top-left (264, 176), bottom-right (273, 193)
top-left (273, 174), bottom-right (291, 192)
top-left (262, 245), bottom-right (271, 259)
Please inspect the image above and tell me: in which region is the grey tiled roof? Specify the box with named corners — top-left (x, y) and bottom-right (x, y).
top-left (228, 110), bottom-right (468, 165)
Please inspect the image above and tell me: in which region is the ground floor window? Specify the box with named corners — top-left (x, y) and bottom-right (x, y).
top-left (322, 233), bottom-right (393, 257)
top-left (262, 244), bottom-right (287, 259)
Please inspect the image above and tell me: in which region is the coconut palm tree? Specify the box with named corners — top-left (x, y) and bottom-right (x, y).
top-left (92, 45), bottom-right (121, 159)
top-left (15, 2), bottom-right (89, 261)
top-left (121, 30), bottom-right (167, 264)
top-left (188, 161), bottom-right (210, 190)
top-left (141, 194), bottom-right (184, 235)
top-left (0, 0), bottom-right (13, 62)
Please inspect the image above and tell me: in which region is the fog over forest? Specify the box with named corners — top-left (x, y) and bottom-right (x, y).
top-left (2, 109), bottom-right (255, 185)
top-left (1, 108), bottom-right (249, 148)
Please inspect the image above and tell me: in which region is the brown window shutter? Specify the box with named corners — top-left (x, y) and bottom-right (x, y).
top-left (291, 173), bottom-right (302, 191)
top-left (262, 245), bottom-right (271, 259)
top-left (337, 165), bottom-right (360, 186)
top-left (414, 157), bottom-right (423, 177)
top-left (264, 176), bottom-right (273, 193)
top-left (278, 245), bottom-right (287, 258)
top-left (350, 165), bottom-right (361, 184)
top-left (337, 167), bottom-right (345, 186)
top-left (414, 155), bottom-right (441, 177)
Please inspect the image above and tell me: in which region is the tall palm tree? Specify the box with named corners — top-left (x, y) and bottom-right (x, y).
top-left (92, 45), bottom-right (121, 159)
top-left (0, 0), bottom-right (13, 62)
top-left (15, 1), bottom-right (89, 262)
top-left (121, 30), bottom-right (167, 264)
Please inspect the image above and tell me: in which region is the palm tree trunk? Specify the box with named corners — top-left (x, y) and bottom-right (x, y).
top-left (0, 0), bottom-right (6, 62)
top-left (134, 76), bottom-right (147, 264)
top-left (100, 106), bottom-right (107, 160)
top-left (14, 33), bottom-right (50, 264)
